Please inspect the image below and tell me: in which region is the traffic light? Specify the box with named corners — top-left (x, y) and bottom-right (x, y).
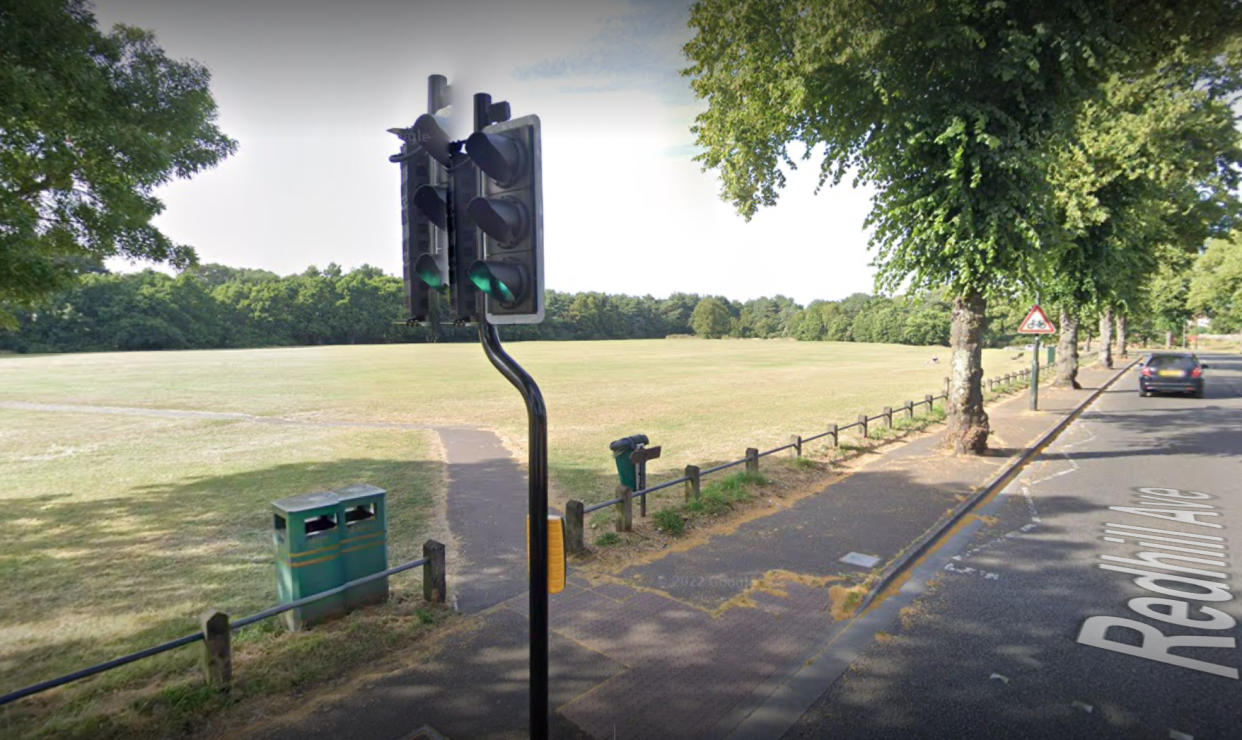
top-left (446, 151), bottom-right (482, 322)
top-left (390, 78), bottom-right (453, 323)
top-left (464, 115), bottom-right (543, 324)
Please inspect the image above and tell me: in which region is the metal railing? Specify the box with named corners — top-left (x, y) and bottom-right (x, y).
top-left (0, 549), bottom-right (443, 708)
top-left (580, 364), bottom-right (1049, 519)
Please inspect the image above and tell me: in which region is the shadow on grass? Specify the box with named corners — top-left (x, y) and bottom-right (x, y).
top-left (1, 457), bottom-right (441, 737)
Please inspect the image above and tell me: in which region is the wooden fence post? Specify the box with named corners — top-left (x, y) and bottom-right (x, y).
top-left (565, 499), bottom-right (585, 555)
top-left (423, 539), bottom-right (446, 603)
top-left (883, 407), bottom-right (893, 429)
top-left (905, 401), bottom-right (914, 420)
top-left (828, 423), bottom-right (838, 448)
top-left (684, 465), bottom-right (700, 501)
top-left (924, 394), bottom-right (934, 412)
top-left (745, 447), bottom-right (759, 474)
top-left (944, 376), bottom-right (950, 395)
top-left (858, 414), bottom-right (869, 439)
top-left (200, 610), bottom-right (231, 693)
top-left (789, 434), bottom-right (802, 459)
top-left (616, 486), bottom-right (633, 532)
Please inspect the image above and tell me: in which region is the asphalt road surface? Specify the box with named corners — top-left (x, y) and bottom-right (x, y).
top-left (785, 353), bottom-right (1242, 739)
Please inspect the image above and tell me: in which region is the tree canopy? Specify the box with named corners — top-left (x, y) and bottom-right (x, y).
top-left (0, 0), bottom-right (236, 321)
top-left (685, 0), bottom-right (1238, 297)
top-left (683, 0), bottom-right (1240, 453)
top-left (1189, 232), bottom-right (1242, 332)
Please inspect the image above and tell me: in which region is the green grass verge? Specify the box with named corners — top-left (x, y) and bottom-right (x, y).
top-left (681, 470), bottom-right (766, 522)
top-left (0, 410), bottom-right (442, 738)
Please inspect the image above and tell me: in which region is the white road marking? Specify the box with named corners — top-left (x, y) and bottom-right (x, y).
top-left (951, 414), bottom-right (1099, 567)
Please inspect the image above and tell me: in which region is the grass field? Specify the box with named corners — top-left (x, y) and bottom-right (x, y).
top-left (0, 338), bottom-right (1035, 503)
top-left (0, 338), bottom-right (1034, 736)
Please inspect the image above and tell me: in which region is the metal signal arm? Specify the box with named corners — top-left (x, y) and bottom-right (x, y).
top-left (477, 321), bottom-right (549, 739)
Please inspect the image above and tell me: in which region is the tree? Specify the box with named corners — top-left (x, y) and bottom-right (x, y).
top-left (684, 0), bottom-right (1239, 453)
top-left (690, 297), bottom-right (732, 338)
top-left (1146, 257), bottom-right (1196, 347)
top-left (0, 0), bottom-right (236, 324)
top-left (1041, 41), bottom-right (1242, 384)
top-left (1189, 233), bottom-right (1242, 337)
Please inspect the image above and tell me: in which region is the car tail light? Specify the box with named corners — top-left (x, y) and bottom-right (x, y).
top-left (1191, 366), bottom-right (1203, 378)
top-left (1141, 367), bottom-right (1154, 377)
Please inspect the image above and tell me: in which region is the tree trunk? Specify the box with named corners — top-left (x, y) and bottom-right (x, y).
top-left (1165, 330), bottom-right (1173, 348)
top-left (1084, 326), bottom-right (1092, 353)
top-left (1098, 308), bottom-right (1113, 369)
top-left (946, 291), bottom-right (989, 455)
top-left (1116, 314), bottom-right (1127, 358)
top-left (1054, 309), bottom-right (1081, 389)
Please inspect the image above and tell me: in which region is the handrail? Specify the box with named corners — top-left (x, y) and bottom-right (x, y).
top-left (575, 368), bottom-right (1049, 517)
top-left (0, 555), bottom-right (429, 707)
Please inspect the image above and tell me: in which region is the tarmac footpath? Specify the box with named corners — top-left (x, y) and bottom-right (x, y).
top-left (232, 363), bottom-right (1131, 740)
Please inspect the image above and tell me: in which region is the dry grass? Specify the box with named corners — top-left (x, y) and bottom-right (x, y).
top-left (0, 338), bottom-right (1034, 510)
top-left (0, 408), bottom-right (440, 738)
top-left (0, 337), bottom-right (1035, 735)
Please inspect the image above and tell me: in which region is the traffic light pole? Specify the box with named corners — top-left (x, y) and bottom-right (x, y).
top-left (1030, 336), bottom-right (1041, 410)
top-left (478, 321), bottom-right (549, 739)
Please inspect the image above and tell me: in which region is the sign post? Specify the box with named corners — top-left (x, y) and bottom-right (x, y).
top-left (1017, 305), bottom-right (1057, 411)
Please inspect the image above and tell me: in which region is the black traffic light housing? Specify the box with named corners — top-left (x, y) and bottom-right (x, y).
top-left (446, 149), bottom-right (482, 322)
top-left (391, 133), bottom-right (447, 322)
top-left (465, 114), bottom-right (543, 324)
top-left (390, 79), bottom-right (453, 323)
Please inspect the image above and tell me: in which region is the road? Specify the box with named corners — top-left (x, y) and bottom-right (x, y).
top-left (785, 354), bottom-right (1242, 739)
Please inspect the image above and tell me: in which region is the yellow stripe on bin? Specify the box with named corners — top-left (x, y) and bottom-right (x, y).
top-left (285, 541), bottom-right (340, 559)
top-left (277, 552), bottom-right (340, 569)
top-left (340, 529), bottom-right (387, 546)
top-left (340, 541), bottom-right (386, 556)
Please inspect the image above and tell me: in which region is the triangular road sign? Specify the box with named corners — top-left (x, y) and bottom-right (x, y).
top-left (1017, 304), bottom-right (1056, 334)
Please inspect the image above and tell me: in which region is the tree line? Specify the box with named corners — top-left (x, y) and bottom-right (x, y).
top-left (7, 245), bottom-right (1238, 355)
top-left (0, 262), bottom-right (1019, 353)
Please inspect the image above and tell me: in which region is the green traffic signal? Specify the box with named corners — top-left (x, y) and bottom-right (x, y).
top-left (467, 261), bottom-right (525, 306)
top-left (413, 254), bottom-right (446, 289)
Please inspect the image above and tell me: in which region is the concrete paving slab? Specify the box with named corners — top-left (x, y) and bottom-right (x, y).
top-left (439, 427), bottom-right (528, 614)
top-left (254, 607), bottom-right (622, 740)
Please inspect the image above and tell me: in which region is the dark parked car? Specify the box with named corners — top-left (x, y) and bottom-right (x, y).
top-left (1138, 353), bottom-right (1208, 398)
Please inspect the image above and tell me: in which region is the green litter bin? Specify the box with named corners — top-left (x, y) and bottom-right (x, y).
top-left (609, 434), bottom-right (649, 490)
top-left (1045, 346), bottom-right (1055, 365)
top-left (336, 483), bottom-right (388, 610)
top-left (272, 491), bottom-right (346, 630)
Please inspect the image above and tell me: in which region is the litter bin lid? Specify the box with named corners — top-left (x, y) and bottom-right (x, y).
top-left (609, 433), bottom-right (649, 452)
top-left (272, 490), bottom-right (339, 513)
top-left (335, 483), bottom-right (386, 502)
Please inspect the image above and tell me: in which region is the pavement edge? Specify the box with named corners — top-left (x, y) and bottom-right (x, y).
top-left (856, 358), bottom-right (1139, 612)
top-left (720, 359), bottom-right (1139, 740)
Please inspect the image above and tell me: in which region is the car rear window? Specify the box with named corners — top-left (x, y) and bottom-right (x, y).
top-left (1147, 355), bottom-right (1196, 369)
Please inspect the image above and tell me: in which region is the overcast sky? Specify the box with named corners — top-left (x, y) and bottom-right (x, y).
top-left (93, 0), bottom-right (878, 305)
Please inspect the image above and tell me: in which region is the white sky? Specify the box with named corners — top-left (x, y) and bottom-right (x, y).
top-left (94, 0), bottom-right (878, 305)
